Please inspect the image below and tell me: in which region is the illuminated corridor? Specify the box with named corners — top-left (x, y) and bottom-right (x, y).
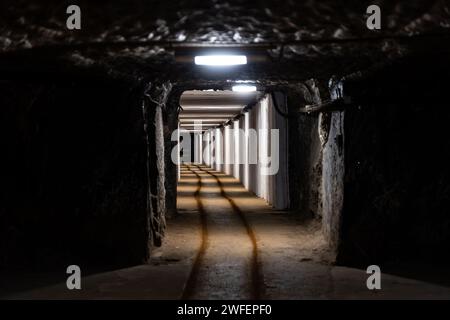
top-left (2, 0), bottom-right (450, 302)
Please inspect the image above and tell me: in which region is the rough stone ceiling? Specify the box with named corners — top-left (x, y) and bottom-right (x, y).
top-left (1, 0), bottom-right (449, 52)
top-left (1, 0), bottom-right (449, 84)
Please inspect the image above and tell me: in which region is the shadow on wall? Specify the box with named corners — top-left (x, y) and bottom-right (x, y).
top-left (0, 73), bottom-right (150, 270)
top-left (338, 53), bottom-right (450, 267)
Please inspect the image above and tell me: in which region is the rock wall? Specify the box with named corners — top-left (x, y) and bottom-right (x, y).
top-left (337, 53), bottom-right (450, 266)
top-left (321, 111), bottom-right (344, 251)
top-left (287, 82), bottom-right (323, 218)
top-left (340, 102), bottom-right (450, 266)
top-left (143, 82), bottom-right (173, 246)
top-left (0, 72), bottom-right (151, 270)
top-left (164, 90), bottom-right (182, 219)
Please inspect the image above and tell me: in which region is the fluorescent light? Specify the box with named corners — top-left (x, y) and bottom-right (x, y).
top-left (179, 119), bottom-right (230, 123)
top-left (179, 123), bottom-right (221, 127)
top-left (181, 106), bottom-right (243, 110)
top-left (180, 114), bottom-right (237, 118)
top-left (180, 129), bottom-right (205, 132)
top-left (194, 55), bottom-right (247, 66)
top-left (232, 85), bottom-right (257, 92)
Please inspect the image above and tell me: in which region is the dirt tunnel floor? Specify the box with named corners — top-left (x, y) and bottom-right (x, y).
top-left (177, 164), bottom-right (332, 299)
top-left (3, 165), bottom-right (450, 299)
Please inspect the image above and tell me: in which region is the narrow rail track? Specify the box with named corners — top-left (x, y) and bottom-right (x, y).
top-left (202, 166), bottom-right (264, 300)
top-left (181, 164), bottom-right (208, 299)
top-left (181, 164), bottom-right (264, 300)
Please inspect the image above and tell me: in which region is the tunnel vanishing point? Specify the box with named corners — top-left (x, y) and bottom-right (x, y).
top-left (1, 0), bottom-right (450, 299)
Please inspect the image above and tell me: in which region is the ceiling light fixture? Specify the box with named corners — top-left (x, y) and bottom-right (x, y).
top-left (179, 118), bottom-right (230, 123)
top-left (232, 85), bottom-right (257, 92)
top-left (181, 106), bottom-right (243, 110)
top-left (194, 55), bottom-right (247, 66)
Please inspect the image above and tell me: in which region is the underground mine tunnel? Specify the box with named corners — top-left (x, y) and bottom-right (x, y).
top-left (1, 0), bottom-right (450, 300)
